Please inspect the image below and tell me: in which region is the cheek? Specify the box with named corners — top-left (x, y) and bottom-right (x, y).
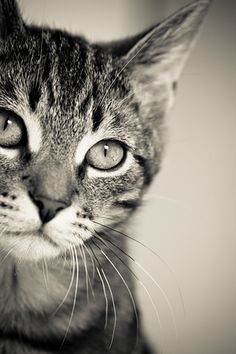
top-left (78, 167), bottom-right (144, 211)
top-left (0, 164), bottom-right (29, 194)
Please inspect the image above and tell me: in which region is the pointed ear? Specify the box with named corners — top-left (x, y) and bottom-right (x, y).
top-left (114, 0), bottom-right (211, 113)
top-left (0, 0), bottom-right (24, 39)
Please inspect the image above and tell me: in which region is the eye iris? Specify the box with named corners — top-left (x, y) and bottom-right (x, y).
top-left (0, 111), bottom-right (24, 147)
top-left (86, 140), bottom-right (125, 170)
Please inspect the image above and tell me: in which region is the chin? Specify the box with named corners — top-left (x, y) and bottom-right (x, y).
top-left (0, 233), bottom-right (61, 262)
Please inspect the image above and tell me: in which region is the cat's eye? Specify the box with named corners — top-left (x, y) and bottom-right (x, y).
top-left (86, 140), bottom-right (125, 170)
top-left (0, 109), bottom-right (25, 148)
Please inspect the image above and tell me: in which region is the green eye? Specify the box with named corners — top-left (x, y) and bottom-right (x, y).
top-left (86, 140), bottom-right (125, 170)
top-left (0, 109), bottom-right (25, 148)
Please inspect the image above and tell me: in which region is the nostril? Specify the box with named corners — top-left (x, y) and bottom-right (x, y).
top-left (29, 194), bottom-right (69, 224)
top-left (34, 200), bottom-right (44, 210)
top-left (56, 207), bottom-right (64, 213)
top-left (22, 175), bottom-right (30, 180)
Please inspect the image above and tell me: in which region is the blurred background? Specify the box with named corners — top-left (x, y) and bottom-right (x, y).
top-left (19, 1), bottom-right (236, 353)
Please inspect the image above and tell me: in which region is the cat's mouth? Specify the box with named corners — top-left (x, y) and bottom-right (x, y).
top-left (4, 227), bottom-right (57, 245)
top-left (22, 227), bottom-right (60, 248)
top-left (0, 220), bottom-right (91, 262)
top-left (0, 228), bottom-right (64, 262)
top-left (0, 231), bottom-right (60, 262)
top-left (13, 228), bottom-right (67, 248)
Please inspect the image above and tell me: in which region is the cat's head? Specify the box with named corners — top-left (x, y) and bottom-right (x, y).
top-left (0, 0), bottom-right (210, 261)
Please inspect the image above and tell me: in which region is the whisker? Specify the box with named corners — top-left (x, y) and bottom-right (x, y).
top-left (72, 232), bottom-right (95, 299)
top-left (42, 257), bottom-right (49, 290)
top-left (83, 243), bottom-right (96, 287)
top-left (94, 228), bottom-right (178, 338)
top-left (16, 250), bottom-right (24, 268)
top-left (93, 220), bottom-right (170, 265)
top-left (100, 268), bottom-right (117, 350)
top-left (81, 244), bottom-right (95, 299)
top-left (94, 231), bottom-right (162, 329)
top-left (52, 246), bottom-right (75, 316)
top-left (87, 243), bottom-right (116, 348)
top-left (0, 225), bottom-right (7, 237)
top-left (92, 239), bottom-right (139, 346)
top-left (0, 241), bottom-right (19, 266)
top-left (96, 266), bottom-right (109, 330)
top-left (143, 193), bottom-right (187, 208)
top-left (93, 219), bottom-right (185, 315)
top-left (136, 260), bottom-right (178, 337)
top-left (60, 244), bottom-right (79, 349)
top-left (61, 252), bottom-right (68, 272)
top-left (79, 245), bottom-right (90, 304)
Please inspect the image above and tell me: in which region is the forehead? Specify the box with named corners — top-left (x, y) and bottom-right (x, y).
top-left (0, 26), bottom-right (138, 155)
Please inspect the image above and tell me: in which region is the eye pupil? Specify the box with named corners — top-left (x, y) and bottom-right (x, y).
top-left (104, 144), bottom-right (109, 157)
top-left (3, 118), bottom-right (11, 131)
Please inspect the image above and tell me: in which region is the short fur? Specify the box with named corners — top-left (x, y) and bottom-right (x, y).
top-left (0, 1), bottom-right (210, 353)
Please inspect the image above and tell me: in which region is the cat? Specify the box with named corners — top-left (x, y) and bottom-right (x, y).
top-left (0, 0), bottom-right (210, 353)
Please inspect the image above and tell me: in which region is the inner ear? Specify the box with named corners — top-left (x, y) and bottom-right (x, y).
top-left (0, 0), bottom-right (24, 39)
top-left (107, 0), bottom-right (211, 116)
top-left (127, 0), bottom-right (210, 80)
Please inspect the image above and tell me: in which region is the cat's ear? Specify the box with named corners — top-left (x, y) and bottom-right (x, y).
top-left (113, 0), bottom-right (211, 112)
top-left (0, 0), bottom-right (24, 39)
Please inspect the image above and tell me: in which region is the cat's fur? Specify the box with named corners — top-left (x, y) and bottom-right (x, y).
top-left (0, 0), bottom-right (210, 353)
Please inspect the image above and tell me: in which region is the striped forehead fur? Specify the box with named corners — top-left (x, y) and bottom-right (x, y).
top-left (0, 23), bottom-right (164, 170)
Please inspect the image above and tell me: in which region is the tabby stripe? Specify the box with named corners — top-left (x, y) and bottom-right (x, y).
top-left (0, 309), bottom-right (110, 353)
top-left (77, 38), bottom-right (89, 87)
top-left (0, 316), bottom-right (108, 353)
top-left (92, 105), bottom-right (103, 131)
top-left (134, 155), bottom-right (153, 186)
top-left (114, 199), bottom-right (140, 209)
top-left (0, 80), bottom-right (17, 101)
top-left (26, 29), bottom-right (54, 110)
top-left (80, 92), bottom-right (92, 114)
top-left (91, 80), bottom-right (104, 131)
top-left (28, 84), bottom-right (41, 111)
top-left (0, 330), bottom-right (62, 352)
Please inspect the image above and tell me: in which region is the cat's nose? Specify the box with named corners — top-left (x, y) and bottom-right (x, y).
top-left (32, 196), bottom-right (70, 224)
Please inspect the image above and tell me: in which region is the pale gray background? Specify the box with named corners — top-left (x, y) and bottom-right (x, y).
top-left (18, 1), bottom-right (236, 353)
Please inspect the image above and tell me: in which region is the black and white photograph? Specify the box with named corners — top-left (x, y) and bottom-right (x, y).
top-left (0, 1), bottom-right (235, 353)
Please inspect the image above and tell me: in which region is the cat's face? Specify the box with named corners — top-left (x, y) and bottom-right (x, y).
top-left (0, 0), bottom-right (210, 261)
